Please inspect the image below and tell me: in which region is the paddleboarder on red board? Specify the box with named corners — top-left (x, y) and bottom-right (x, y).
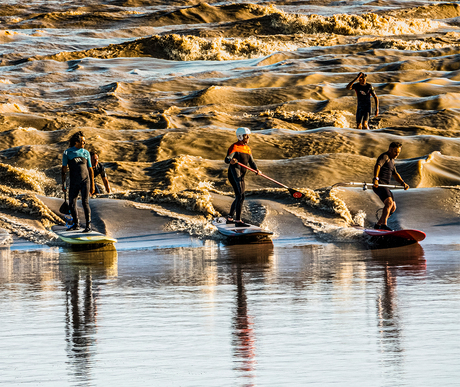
top-left (225, 127), bottom-right (261, 227)
top-left (373, 142), bottom-right (409, 231)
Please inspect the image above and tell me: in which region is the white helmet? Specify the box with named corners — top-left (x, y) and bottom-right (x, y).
top-left (236, 127), bottom-right (251, 141)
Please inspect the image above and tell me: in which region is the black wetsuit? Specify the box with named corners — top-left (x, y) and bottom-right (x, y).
top-left (93, 163), bottom-right (107, 194)
top-left (352, 83), bottom-right (376, 125)
top-left (373, 151), bottom-right (396, 203)
top-left (225, 141), bottom-right (257, 221)
top-left (62, 147), bottom-right (92, 226)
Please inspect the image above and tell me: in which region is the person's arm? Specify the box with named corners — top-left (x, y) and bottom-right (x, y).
top-left (102, 176), bottom-right (111, 193)
top-left (372, 89), bottom-right (379, 116)
top-left (393, 171), bottom-right (409, 190)
top-left (346, 72), bottom-right (363, 90)
top-left (89, 167), bottom-right (95, 195)
top-left (373, 164), bottom-right (380, 188)
top-left (61, 166), bottom-right (68, 192)
top-left (61, 152), bottom-right (68, 192)
top-left (84, 152), bottom-right (95, 195)
top-left (226, 152), bottom-right (237, 164)
top-left (248, 155), bottom-right (260, 175)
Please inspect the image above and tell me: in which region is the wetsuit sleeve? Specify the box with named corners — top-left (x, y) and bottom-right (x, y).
top-left (249, 155), bottom-right (257, 170)
top-left (62, 151), bottom-right (68, 167)
top-left (225, 144), bottom-right (235, 164)
top-left (100, 164), bottom-right (107, 178)
top-left (225, 152), bottom-right (236, 164)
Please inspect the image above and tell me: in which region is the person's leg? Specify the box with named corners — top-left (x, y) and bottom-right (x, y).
top-left (68, 184), bottom-right (80, 229)
top-left (234, 180), bottom-right (245, 222)
top-left (228, 171), bottom-right (242, 222)
top-left (362, 109), bottom-right (371, 129)
top-left (356, 108), bottom-right (363, 129)
top-left (80, 181), bottom-right (92, 231)
top-left (373, 188), bottom-right (395, 229)
top-left (378, 197), bottom-right (395, 226)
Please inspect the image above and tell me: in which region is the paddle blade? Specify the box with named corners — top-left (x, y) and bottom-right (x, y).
top-left (59, 200), bottom-right (70, 215)
top-left (289, 189), bottom-right (304, 199)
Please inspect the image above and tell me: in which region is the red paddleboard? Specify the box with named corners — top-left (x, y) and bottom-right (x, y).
top-left (363, 228), bottom-right (426, 242)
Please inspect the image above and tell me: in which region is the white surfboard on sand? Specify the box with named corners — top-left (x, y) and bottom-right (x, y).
top-left (52, 225), bottom-right (117, 245)
top-left (212, 217), bottom-right (273, 238)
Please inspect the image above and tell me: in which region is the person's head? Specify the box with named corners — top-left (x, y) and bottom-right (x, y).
top-left (69, 131), bottom-right (86, 149)
top-left (359, 73), bottom-right (367, 85)
top-left (388, 142), bottom-right (402, 159)
top-left (90, 151), bottom-right (99, 167)
top-left (236, 127), bottom-right (251, 144)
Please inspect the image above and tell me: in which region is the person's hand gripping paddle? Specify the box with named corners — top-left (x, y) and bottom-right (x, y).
top-left (237, 162), bottom-right (304, 199)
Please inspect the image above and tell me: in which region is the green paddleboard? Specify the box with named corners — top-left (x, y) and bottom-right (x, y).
top-left (52, 225), bottom-right (117, 245)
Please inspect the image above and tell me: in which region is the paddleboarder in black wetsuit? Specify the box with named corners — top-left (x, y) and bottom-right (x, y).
top-left (346, 72), bottom-right (379, 129)
top-left (225, 127), bottom-right (260, 227)
top-left (90, 152), bottom-right (111, 194)
top-left (373, 142), bottom-right (409, 231)
top-left (61, 131), bottom-right (95, 232)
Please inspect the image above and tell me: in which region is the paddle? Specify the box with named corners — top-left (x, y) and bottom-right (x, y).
top-left (236, 162), bottom-right (304, 199)
top-left (332, 182), bottom-right (405, 191)
top-left (59, 190), bottom-right (71, 214)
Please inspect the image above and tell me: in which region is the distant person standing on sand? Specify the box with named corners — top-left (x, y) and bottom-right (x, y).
top-left (346, 72), bottom-right (379, 129)
top-left (373, 141), bottom-right (409, 231)
top-left (225, 127), bottom-right (260, 227)
top-left (90, 151), bottom-right (111, 194)
top-left (61, 131), bottom-right (95, 232)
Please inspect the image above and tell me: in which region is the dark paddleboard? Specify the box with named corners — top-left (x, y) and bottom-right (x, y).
top-left (212, 217), bottom-right (273, 238)
top-left (363, 228), bottom-right (426, 242)
top-left (52, 225), bottom-right (117, 246)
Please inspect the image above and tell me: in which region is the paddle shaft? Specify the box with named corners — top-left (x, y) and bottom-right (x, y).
top-left (236, 162), bottom-right (304, 198)
top-left (338, 182), bottom-right (405, 189)
top-left (236, 162), bottom-right (289, 189)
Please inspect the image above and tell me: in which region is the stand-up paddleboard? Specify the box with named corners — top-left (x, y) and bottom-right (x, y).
top-left (52, 225), bottom-right (117, 246)
top-left (212, 217), bottom-right (273, 238)
top-left (364, 228), bottom-right (425, 242)
top-left (359, 227), bottom-right (426, 243)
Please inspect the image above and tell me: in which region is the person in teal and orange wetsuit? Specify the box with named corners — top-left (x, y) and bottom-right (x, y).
top-left (224, 127), bottom-right (260, 227)
top-left (61, 131), bottom-right (95, 232)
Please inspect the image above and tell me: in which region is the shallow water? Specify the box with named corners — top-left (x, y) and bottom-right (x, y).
top-left (2, 240), bottom-right (460, 386)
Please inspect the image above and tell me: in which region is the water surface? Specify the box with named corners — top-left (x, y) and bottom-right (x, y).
top-left (2, 241), bottom-right (460, 386)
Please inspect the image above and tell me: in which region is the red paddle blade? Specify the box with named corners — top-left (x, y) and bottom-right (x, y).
top-left (289, 189), bottom-right (304, 199)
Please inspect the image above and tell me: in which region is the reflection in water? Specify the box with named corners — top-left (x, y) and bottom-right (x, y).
top-left (370, 244), bottom-right (426, 374)
top-left (222, 243), bottom-right (274, 386)
top-left (0, 247), bottom-right (60, 287)
top-left (3, 240), bottom-right (460, 385)
top-left (60, 247), bottom-right (118, 385)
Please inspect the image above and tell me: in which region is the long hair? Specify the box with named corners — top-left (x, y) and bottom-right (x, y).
top-left (69, 131), bottom-right (84, 147)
